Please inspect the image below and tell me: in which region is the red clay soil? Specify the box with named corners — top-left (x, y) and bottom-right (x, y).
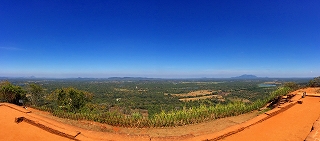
top-left (0, 105), bottom-right (72, 141)
top-left (209, 87), bottom-right (320, 141)
top-left (1, 87), bottom-right (319, 141)
top-left (220, 96), bottom-right (320, 141)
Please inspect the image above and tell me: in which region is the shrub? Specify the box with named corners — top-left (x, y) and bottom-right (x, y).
top-left (48, 87), bottom-right (93, 112)
top-left (0, 81), bottom-right (26, 105)
top-left (308, 76), bottom-right (320, 87)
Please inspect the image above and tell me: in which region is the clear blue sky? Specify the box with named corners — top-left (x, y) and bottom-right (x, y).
top-left (0, 0), bottom-right (319, 78)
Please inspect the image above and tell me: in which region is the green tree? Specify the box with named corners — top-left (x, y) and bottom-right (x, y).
top-left (51, 87), bottom-right (92, 112)
top-left (283, 82), bottom-right (299, 90)
top-left (308, 76), bottom-right (320, 87)
top-left (28, 83), bottom-right (44, 106)
top-left (0, 81), bottom-right (26, 105)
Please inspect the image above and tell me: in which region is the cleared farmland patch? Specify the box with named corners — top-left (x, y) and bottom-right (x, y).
top-left (169, 90), bottom-right (215, 97)
top-left (179, 95), bottom-right (224, 102)
top-left (166, 90), bottom-right (225, 101)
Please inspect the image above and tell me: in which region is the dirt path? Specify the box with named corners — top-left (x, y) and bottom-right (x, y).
top-left (0, 106), bottom-right (72, 141)
top-left (207, 88), bottom-right (320, 141)
top-left (220, 96), bottom-right (320, 141)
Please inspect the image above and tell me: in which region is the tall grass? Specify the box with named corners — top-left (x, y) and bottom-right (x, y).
top-left (47, 86), bottom-right (293, 128)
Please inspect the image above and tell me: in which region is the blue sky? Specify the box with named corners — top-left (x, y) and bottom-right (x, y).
top-left (0, 0), bottom-right (319, 78)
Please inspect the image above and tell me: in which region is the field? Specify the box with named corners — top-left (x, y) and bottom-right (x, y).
top-left (165, 90), bottom-right (224, 102)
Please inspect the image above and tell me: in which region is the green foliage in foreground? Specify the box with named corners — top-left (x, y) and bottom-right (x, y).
top-left (42, 86), bottom-right (294, 128)
top-left (28, 83), bottom-right (44, 106)
top-left (0, 81), bottom-right (26, 104)
top-left (308, 76), bottom-right (320, 87)
top-left (47, 87), bottom-right (93, 112)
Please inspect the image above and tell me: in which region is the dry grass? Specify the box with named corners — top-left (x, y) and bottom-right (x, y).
top-left (179, 95), bottom-right (224, 102)
top-left (170, 90), bottom-right (216, 97)
top-left (227, 98), bottom-right (251, 103)
top-left (165, 90), bottom-right (225, 102)
top-left (114, 88), bottom-right (131, 92)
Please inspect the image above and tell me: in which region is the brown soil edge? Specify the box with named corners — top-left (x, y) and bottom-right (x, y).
top-left (200, 101), bottom-right (298, 141)
top-left (0, 103), bottom-right (31, 113)
top-left (0, 103), bottom-right (182, 141)
top-left (0, 103), bottom-right (81, 141)
top-left (305, 117), bottom-right (320, 141)
top-left (151, 134), bottom-right (195, 141)
top-left (305, 94), bottom-right (320, 141)
top-left (15, 116), bottom-right (80, 141)
top-left (197, 90), bottom-right (320, 141)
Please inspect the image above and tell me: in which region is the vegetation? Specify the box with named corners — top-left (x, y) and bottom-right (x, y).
top-left (0, 81), bottom-right (26, 105)
top-left (0, 77), bottom-right (309, 127)
top-left (47, 87), bottom-right (93, 112)
top-left (27, 83), bottom-right (44, 106)
top-left (308, 76), bottom-right (320, 87)
top-left (48, 85), bottom-right (294, 127)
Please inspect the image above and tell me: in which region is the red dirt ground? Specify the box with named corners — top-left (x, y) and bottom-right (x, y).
top-left (1, 87), bottom-right (319, 141)
top-left (221, 96), bottom-right (320, 141)
top-left (190, 87), bottom-right (320, 141)
top-left (0, 105), bottom-right (72, 141)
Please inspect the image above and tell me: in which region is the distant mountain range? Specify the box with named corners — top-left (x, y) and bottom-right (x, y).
top-left (108, 75), bottom-right (263, 80)
top-left (1, 75), bottom-right (312, 80)
top-left (231, 74), bottom-right (260, 79)
top-left (107, 77), bottom-right (156, 80)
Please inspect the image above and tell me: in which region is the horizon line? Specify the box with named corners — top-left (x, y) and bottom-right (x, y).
top-left (0, 75), bottom-right (315, 79)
